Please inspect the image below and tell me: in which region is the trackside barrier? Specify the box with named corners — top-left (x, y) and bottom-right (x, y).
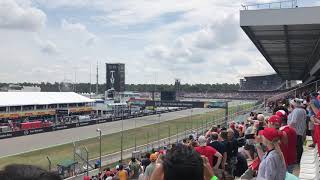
top-left (66, 103), bottom-right (263, 179)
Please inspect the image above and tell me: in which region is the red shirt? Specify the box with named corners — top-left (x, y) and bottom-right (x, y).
top-left (280, 126), bottom-right (297, 165)
top-left (195, 146), bottom-right (217, 167)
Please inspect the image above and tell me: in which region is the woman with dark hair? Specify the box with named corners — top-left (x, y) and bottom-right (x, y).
top-left (150, 144), bottom-right (214, 180)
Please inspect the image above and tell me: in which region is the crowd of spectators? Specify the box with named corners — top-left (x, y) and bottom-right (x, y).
top-left (3, 90), bottom-right (320, 180)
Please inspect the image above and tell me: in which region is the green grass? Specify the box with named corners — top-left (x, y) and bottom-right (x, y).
top-left (0, 103), bottom-right (255, 170)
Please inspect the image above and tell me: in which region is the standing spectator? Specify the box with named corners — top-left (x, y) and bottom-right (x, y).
top-left (208, 132), bottom-right (227, 169)
top-left (287, 98), bottom-right (307, 164)
top-left (141, 153), bottom-right (151, 172)
top-left (280, 121), bottom-right (297, 173)
top-left (229, 122), bottom-right (239, 139)
top-left (195, 136), bottom-right (222, 169)
top-left (144, 154), bottom-right (157, 180)
top-left (129, 158), bottom-right (142, 180)
top-left (308, 93), bottom-right (320, 147)
top-left (257, 128), bottom-right (286, 180)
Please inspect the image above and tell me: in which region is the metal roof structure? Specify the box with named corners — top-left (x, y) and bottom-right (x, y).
top-left (240, 5), bottom-right (320, 82)
top-left (0, 92), bottom-right (94, 107)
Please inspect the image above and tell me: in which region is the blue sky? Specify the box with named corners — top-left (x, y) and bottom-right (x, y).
top-left (0, 0), bottom-right (319, 84)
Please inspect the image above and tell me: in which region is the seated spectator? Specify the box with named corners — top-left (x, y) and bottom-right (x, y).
top-left (0, 164), bottom-right (61, 180)
top-left (195, 136), bottom-right (222, 169)
top-left (150, 144), bottom-right (214, 180)
top-left (115, 164), bottom-right (128, 180)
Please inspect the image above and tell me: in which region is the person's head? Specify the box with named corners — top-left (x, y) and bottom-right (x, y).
top-left (119, 165), bottom-right (124, 171)
top-left (259, 127), bottom-right (281, 147)
top-left (257, 114), bottom-right (264, 122)
top-left (211, 132), bottom-right (219, 141)
top-left (150, 144), bottom-right (204, 180)
top-left (227, 129), bottom-right (234, 140)
top-left (190, 140), bottom-right (199, 147)
top-left (131, 157), bottom-right (136, 163)
top-left (210, 126), bottom-right (218, 132)
top-left (220, 130), bottom-right (228, 141)
top-left (197, 136), bottom-right (207, 147)
top-left (145, 152), bottom-right (151, 159)
top-left (150, 153), bottom-right (158, 162)
top-left (0, 164), bottom-right (61, 180)
top-left (267, 115), bottom-right (282, 129)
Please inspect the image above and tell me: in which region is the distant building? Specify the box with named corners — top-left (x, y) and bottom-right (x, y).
top-left (106, 63), bottom-right (125, 92)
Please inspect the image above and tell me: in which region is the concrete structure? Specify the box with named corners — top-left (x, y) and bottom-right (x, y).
top-left (240, 5), bottom-right (320, 83)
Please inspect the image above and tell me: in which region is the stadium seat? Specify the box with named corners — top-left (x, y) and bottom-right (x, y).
top-left (299, 144), bottom-right (320, 180)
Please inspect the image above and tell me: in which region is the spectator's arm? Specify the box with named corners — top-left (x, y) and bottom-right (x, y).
top-left (310, 103), bottom-right (319, 115)
top-left (222, 152), bottom-right (227, 170)
top-left (256, 143), bottom-right (264, 160)
top-left (214, 152), bottom-right (223, 169)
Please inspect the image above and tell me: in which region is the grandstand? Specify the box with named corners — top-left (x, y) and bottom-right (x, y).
top-left (239, 74), bottom-right (285, 91)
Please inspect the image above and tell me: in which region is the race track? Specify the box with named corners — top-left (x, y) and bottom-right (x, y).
top-left (0, 108), bottom-right (214, 157)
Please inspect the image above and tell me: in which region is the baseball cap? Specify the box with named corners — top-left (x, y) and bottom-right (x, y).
top-left (150, 153), bottom-right (157, 161)
top-left (198, 135), bottom-right (207, 146)
top-left (268, 115), bottom-right (282, 126)
top-left (259, 127), bottom-right (282, 142)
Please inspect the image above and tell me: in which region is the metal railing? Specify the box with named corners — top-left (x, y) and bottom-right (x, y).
top-left (242, 0), bottom-right (298, 10)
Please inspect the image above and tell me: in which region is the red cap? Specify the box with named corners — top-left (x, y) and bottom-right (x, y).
top-left (230, 124), bottom-right (235, 129)
top-left (268, 115), bottom-right (282, 126)
top-left (275, 110), bottom-right (285, 117)
top-left (83, 176), bottom-right (91, 180)
top-left (260, 127), bottom-right (282, 142)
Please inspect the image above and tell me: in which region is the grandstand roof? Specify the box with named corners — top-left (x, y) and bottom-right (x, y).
top-left (0, 92), bottom-right (94, 107)
top-left (240, 6), bottom-right (320, 81)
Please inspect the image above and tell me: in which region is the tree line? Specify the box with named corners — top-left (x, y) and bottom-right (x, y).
top-left (0, 82), bottom-right (240, 93)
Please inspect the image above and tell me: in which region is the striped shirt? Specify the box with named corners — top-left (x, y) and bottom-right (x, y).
top-left (257, 150), bottom-right (286, 180)
top-left (288, 108), bottom-right (306, 136)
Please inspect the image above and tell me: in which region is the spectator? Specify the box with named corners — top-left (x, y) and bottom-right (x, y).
top-left (115, 164), bottom-right (128, 180)
top-left (229, 122), bottom-right (239, 139)
top-left (150, 144), bottom-right (213, 180)
top-left (144, 154), bottom-right (157, 180)
top-left (222, 129), bottom-right (238, 176)
top-left (129, 157), bottom-right (142, 180)
top-left (141, 153), bottom-right (151, 172)
top-left (279, 120), bottom-right (297, 173)
top-left (0, 164), bottom-right (61, 180)
top-left (195, 136), bottom-right (222, 169)
top-left (208, 132), bottom-right (227, 169)
top-left (256, 128), bottom-right (286, 180)
top-left (287, 98), bottom-right (307, 164)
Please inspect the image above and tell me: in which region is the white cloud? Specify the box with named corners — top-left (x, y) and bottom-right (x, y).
top-left (61, 19), bottom-right (97, 46)
top-left (0, 0), bottom-right (46, 31)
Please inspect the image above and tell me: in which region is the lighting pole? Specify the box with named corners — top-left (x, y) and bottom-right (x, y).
top-left (120, 108), bottom-right (124, 163)
top-left (158, 114), bottom-right (161, 148)
top-left (134, 112), bottom-right (138, 151)
top-left (96, 128), bottom-right (102, 170)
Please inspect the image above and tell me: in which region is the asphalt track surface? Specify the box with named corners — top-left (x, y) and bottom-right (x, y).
top-left (0, 108), bottom-right (214, 157)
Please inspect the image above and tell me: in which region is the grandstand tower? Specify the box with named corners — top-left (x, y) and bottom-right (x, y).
top-left (240, 4), bottom-right (320, 84)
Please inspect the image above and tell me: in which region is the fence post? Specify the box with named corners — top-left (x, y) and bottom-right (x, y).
top-left (168, 125), bottom-right (171, 145)
top-left (176, 127), bottom-right (179, 143)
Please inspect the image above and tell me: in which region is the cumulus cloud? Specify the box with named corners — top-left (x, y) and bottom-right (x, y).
top-left (0, 0), bottom-right (46, 31)
top-left (40, 40), bottom-right (58, 54)
top-left (61, 19), bottom-right (97, 46)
